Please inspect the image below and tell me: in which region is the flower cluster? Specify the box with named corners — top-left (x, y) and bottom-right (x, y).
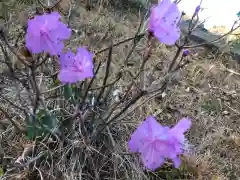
top-left (128, 116), bottom-right (191, 171)
top-left (26, 12), bottom-right (94, 84)
top-left (25, 0), bottom-right (192, 173)
top-left (26, 0), bottom-right (183, 84)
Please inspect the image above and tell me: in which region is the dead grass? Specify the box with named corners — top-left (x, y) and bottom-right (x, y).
top-left (153, 48), bottom-right (240, 179)
top-left (0, 1), bottom-right (240, 180)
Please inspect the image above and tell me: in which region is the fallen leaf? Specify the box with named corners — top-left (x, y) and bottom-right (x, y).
top-left (17, 46), bottom-right (33, 64)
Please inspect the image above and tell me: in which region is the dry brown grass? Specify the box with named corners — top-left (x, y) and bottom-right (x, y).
top-left (0, 1), bottom-right (240, 180)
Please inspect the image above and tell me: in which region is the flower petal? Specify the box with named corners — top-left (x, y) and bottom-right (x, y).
top-left (172, 156), bottom-right (181, 168)
top-left (148, 0), bottom-right (172, 31)
top-left (171, 118), bottom-right (191, 134)
top-left (58, 69), bottom-right (79, 84)
top-left (154, 26), bottom-right (180, 45)
top-left (145, 116), bottom-right (165, 136)
top-left (170, 118), bottom-right (192, 142)
top-left (140, 143), bottom-right (166, 171)
top-left (164, 3), bottom-right (180, 26)
top-left (60, 51), bottom-right (75, 68)
top-left (148, 0), bottom-right (180, 45)
top-left (128, 119), bottom-right (151, 152)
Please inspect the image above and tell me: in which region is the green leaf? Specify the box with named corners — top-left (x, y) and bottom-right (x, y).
top-left (27, 123), bottom-right (39, 140)
top-left (26, 114), bottom-right (42, 140)
top-left (26, 110), bottom-right (58, 140)
top-left (0, 167), bottom-right (4, 177)
top-left (63, 84), bottom-right (73, 100)
top-left (54, 79), bottom-right (61, 86)
top-left (72, 84), bottom-right (83, 100)
top-left (48, 79), bottom-right (61, 89)
top-left (201, 101), bottom-right (217, 114)
top-left (41, 112), bottom-right (58, 132)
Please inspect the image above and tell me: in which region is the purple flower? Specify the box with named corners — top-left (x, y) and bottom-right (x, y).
top-left (194, 0), bottom-right (203, 15)
top-left (148, 0), bottom-right (181, 45)
top-left (58, 48), bottom-right (94, 84)
top-left (183, 49), bottom-right (190, 57)
top-left (194, 5), bottom-right (201, 14)
top-left (128, 116), bottom-right (191, 171)
top-left (26, 12), bottom-right (71, 55)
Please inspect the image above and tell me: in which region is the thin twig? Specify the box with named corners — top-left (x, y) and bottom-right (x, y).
top-left (95, 33), bottom-right (146, 55)
top-left (89, 75), bottom-right (121, 91)
top-left (118, 87), bottom-right (167, 122)
top-left (139, 34), bottom-right (153, 90)
top-left (37, 0), bottom-right (62, 9)
top-left (98, 36), bottom-right (152, 124)
top-left (96, 46), bottom-right (113, 103)
top-left (168, 47), bottom-right (183, 72)
top-left (80, 59), bottom-right (103, 109)
top-left (35, 166), bottom-right (44, 180)
top-left (29, 62), bottom-right (41, 118)
top-left (36, 54), bottom-right (51, 68)
top-left (124, 14), bottom-right (145, 65)
top-left (40, 84), bottom-right (65, 95)
top-left (95, 90), bottom-right (147, 136)
top-left (14, 151), bottom-right (46, 168)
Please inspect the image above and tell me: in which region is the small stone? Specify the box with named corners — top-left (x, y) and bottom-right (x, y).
top-left (222, 110), bottom-right (229, 115)
top-left (161, 92), bottom-right (167, 98)
top-left (185, 87), bottom-right (190, 92)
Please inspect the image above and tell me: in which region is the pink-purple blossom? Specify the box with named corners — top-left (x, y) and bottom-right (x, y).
top-left (148, 0), bottom-right (181, 45)
top-left (128, 116), bottom-right (191, 171)
top-left (194, 5), bottom-right (201, 14)
top-left (58, 48), bottom-right (94, 84)
top-left (26, 12), bottom-right (71, 55)
top-left (183, 49), bottom-right (190, 57)
top-left (194, 0), bottom-right (203, 16)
